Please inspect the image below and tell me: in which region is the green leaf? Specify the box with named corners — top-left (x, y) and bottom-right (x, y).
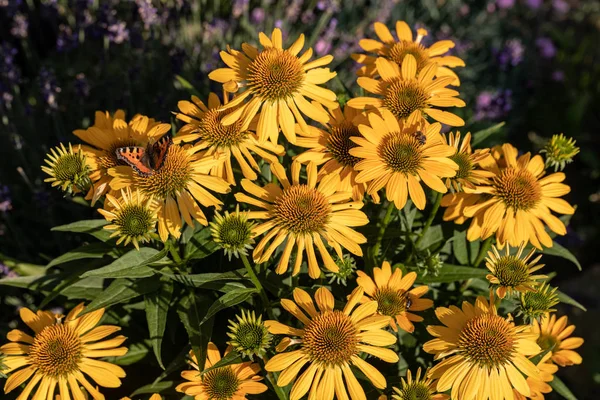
top-left (417, 264), bottom-right (488, 283)
top-left (174, 75), bottom-right (201, 97)
top-left (60, 277), bottom-right (106, 300)
top-left (83, 277), bottom-right (161, 314)
top-left (416, 225), bottom-right (443, 250)
top-left (541, 242), bottom-right (582, 271)
top-left (472, 122), bottom-right (505, 147)
top-left (52, 219), bottom-right (112, 242)
top-left (80, 247), bottom-right (166, 279)
top-left (0, 275), bottom-right (48, 289)
top-left (106, 342), bottom-right (149, 366)
top-left (131, 381), bottom-right (175, 396)
top-left (452, 230), bottom-right (469, 265)
top-left (549, 375), bottom-right (578, 400)
top-left (177, 293), bottom-right (214, 371)
top-left (557, 290), bottom-right (587, 312)
top-left (200, 350), bottom-right (243, 375)
top-left (160, 269), bottom-right (247, 288)
top-left (47, 242), bottom-right (115, 268)
top-left (0, 254), bottom-right (45, 276)
top-left (184, 227), bottom-right (218, 260)
top-left (145, 281), bottom-right (173, 369)
top-left (200, 288), bottom-right (257, 325)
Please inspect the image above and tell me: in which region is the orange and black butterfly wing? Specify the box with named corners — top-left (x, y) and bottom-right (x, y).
top-left (116, 146), bottom-right (154, 176)
top-left (150, 134), bottom-right (172, 169)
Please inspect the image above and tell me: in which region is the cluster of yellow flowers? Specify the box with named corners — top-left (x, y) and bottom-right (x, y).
top-left (26, 20), bottom-right (583, 400)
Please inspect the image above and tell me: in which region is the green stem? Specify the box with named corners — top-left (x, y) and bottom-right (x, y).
top-left (415, 192), bottom-right (442, 249)
top-left (241, 254), bottom-right (274, 320)
top-left (372, 202), bottom-right (396, 264)
top-left (168, 241), bottom-right (182, 265)
top-left (473, 237), bottom-right (493, 267)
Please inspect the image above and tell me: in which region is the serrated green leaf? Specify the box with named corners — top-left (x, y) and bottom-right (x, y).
top-left (83, 277), bottom-right (160, 314)
top-left (472, 122), bottom-right (505, 146)
top-left (557, 290), bottom-right (587, 312)
top-left (541, 242), bottom-right (582, 271)
top-left (200, 288), bottom-right (257, 325)
top-left (416, 264), bottom-right (488, 283)
top-left (184, 227), bottom-right (218, 260)
top-left (200, 351), bottom-right (243, 375)
top-left (145, 282), bottom-right (173, 370)
top-left (549, 375), bottom-right (578, 400)
top-left (47, 242), bottom-right (115, 268)
top-left (81, 247), bottom-right (164, 278)
top-left (452, 230), bottom-right (469, 265)
top-left (51, 219), bottom-right (112, 241)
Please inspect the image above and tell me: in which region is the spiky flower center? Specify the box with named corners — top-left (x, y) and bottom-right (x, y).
top-left (53, 154), bottom-right (86, 183)
top-left (197, 108), bottom-right (249, 148)
top-left (302, 310), bottom-right (358, 366)
top-left (115, 203), bottom-right (154, 237)
top-left (29, 324), bottom-right (82, 377)
top-left (492, 256), bottom-right (530, 287)
top-left (99, 139), bottom-right (140, 170)
top-left (230, 321), bottom-right (269, 352)
top-left (388, 42), bottom-right (430, 72)
top-left (393, 382), bottom-right (433, 400)
top-left (493, 168), bottom-right (542, 211)
top-left (449, 152), bottom-right (473, 180)
top-left (521, 286), bottom-right (558, 316)
top-left (326, 121), bottom-right (361, 167)
top-left (247, 48), bottom-right (305, 100)
top-left (214, 214), bottom-right (253, 249)
top-left (273, 185), bottom-right (331, 234)
top-left (458, 314), bottom-right (515, 368)
top-left (384, 80), bottom-right (429, 120)
top-left (202, 367), bottom-right (240, 400)
top-left (379, 132), bottom-right (424, 174)
top-left (135, 146), bottom-right (192, 199)
top-left (537, 334), bottom-right (559, 353)
top-left (374, 287), bottom-right (408, 316)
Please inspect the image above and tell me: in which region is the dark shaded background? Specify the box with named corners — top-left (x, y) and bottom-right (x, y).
top-left (0, 0), bottom-right (598, 398)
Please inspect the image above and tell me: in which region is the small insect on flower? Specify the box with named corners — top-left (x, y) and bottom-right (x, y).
top-left (411, 130), bottom-right (427, 146)
top-left (227, 310), bottom-right (271, 357)
top-left (42, 143), bottom-right (93, 194)
top-left (540, 133), bottom-right (580, 171)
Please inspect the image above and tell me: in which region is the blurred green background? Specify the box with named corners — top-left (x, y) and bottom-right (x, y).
top-left (0, 0), bottom-right (598, 398)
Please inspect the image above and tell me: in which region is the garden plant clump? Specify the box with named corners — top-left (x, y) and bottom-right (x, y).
top-left (0, 1), bottom-right (594, 399)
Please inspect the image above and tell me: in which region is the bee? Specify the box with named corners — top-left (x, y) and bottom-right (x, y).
top-left (405, 295), bottom-right (412, 310)
top-left (412, 130), bottom-right (427, 146)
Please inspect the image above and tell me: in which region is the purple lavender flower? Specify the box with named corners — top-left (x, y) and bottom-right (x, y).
top-left (536, 37), bottom-right (557, 58)
top-left (496, 39), bottom-right (524, 68)
top-left (75, 73), bottom-right (90, 98)
top-left (202, 19), bottom-right (229, 42)
top-left (526, 0), bottom-right (543, 9)
top-left (107, 21), bottom-right (130, 44)
top-left (38, 67), bottom-right (61, 112)
top-left (0, 0), bottom-right (23, 17)
top-left (475, 90), bottom-right (512, 121)
top-left (250, 8), bottom-right (265, 24)
top-left (0, 263), bottom-right (18, 278)
top-left (552, 70), bottom-right (565, 81)
top-left (136, 0), bottom-right (159, 29)
top-left (11, 13), bottom-right (28, 38)
top-left (496, 0), bottom-right (515, 9)
top-left (232, 0), bottom-right (249, 18)
top-left (56, 25), bottom-right (79, 52)
top-left (0, 185), bottom-right (11, 213)
top-left (0, 44), bottom-right (20, 109)
top-left (552, 0), bottom-right (570, 14)
top-left (285, 0), bottom-right (303, 23)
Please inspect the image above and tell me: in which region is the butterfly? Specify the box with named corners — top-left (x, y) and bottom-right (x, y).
top-left (116, 134), bottom-right (171, 177)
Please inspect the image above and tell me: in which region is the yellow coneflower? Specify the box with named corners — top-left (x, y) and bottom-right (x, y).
top-left (74, 111), bottom-right (171, 204)
top-left (209, 28), bottom-right (338, 144)
top-left (424, 296), bottom-right (542, 400)
top-left (356, 261), bottom-right (433, 333)
top-left (462, 143), bottom-right (575, 249)
top-left (349, 110), bottom-right (458, 210)
top-left (540, 133), bottom-right (579, 172)
top-left (347, 55), bottom-right (465, 127)
top-left (210, 206), bottom-right (256, 260)
top-left (234, 162), bottom-right (368, 279)
top-left (533, 313), bottom-right (583, 367)
top-left (97, 188), bottom-right (159, 250)
top-left (294, 103), bottom-right (377, 202)
top-left (120, 395), bottom-right (162, 400)
top-left (175, 92), bottom-right (285, 184)
top-left (264, 287), bottom-right (399, 400)
top-left (352, 21), bottom-right (465, 85)
top-left (176, 344), bottom-right (268, 399)
top-left (42, 143), bottom-right (93, 194)
top-left (485, 243), bottom-right (546, 299)
top-left (391, 368), bottom-right (449, 400)
top-left (442, 131), bottom-right (493, 192)
top-left (513, 353), bottom-right (558, 400)
top-left (109, 143), bottom-right (231, 241)
top-left (1, 304), bottom-right (127, 399)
